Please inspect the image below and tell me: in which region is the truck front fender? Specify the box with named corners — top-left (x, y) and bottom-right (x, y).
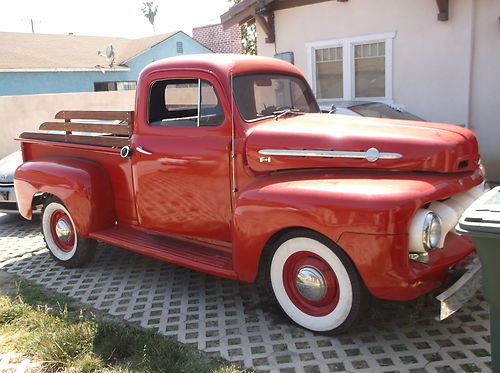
top-left (232, 177), bottom-right (413, 282)
top-left (15, 158), bottom-right (116, 236)
top-left (231, 172), bottom-right (481, 283)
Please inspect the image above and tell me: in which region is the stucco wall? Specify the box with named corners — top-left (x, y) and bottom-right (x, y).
top-left (0, 90), bottom-right (135, 158)
top-left (469, 0), bottom-right (500, 183)
top-left (0, 32), bottom-right (212, 96)
top-left (256, 0), bottom-right (500, 181)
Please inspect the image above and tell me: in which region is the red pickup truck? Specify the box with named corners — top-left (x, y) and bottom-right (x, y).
top-left (14, 54), bottom-right (485, 333)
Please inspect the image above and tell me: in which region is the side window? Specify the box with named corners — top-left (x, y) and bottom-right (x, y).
top-left (148, 78), bottom-right (224, 127)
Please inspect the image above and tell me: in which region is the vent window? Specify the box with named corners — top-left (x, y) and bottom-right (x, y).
top-left (176, 41), bottom-right (183, 54)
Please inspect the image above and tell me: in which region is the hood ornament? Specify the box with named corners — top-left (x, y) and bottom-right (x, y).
top-left (365, 147), bottom-right (380, 162)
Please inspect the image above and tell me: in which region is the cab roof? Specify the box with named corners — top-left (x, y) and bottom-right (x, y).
top-left (139, 53), bottom-right (306, 82)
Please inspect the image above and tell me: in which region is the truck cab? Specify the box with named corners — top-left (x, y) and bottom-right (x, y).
top-left (14, 54), bottom-right (485, 333)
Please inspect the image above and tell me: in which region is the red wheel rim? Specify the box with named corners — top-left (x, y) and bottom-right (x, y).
top-left (282, 251), bottom-right (339, 317)
top-left (49, 210), bottom-right (75, 252)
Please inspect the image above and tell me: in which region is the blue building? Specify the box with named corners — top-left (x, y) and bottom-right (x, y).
top-left (0, 31), bottom-right (212, 96)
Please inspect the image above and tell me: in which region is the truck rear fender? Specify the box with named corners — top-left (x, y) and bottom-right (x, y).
top-left (14, 158), bottom-right (116, 236)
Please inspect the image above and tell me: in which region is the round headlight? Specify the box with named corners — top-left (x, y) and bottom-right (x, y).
top-left (423, 212), bottom-right (442, 251)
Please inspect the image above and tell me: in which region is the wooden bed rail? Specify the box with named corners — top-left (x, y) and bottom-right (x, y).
top-left (19, 110), bottom-right (133, 148)
top-left (55, 110), bottom-right (133, 122)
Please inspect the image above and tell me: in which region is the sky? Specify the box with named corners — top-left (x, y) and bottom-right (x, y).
top-left (0, 0), bottom-right (233, 38)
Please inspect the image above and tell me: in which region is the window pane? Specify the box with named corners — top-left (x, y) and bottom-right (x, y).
top-left (315, 46), bottom-right (343, 99)
top-left (149, 79), bottom-right (224, 127)
top-left (94, 82), bottom-right (117, 91)
top-left (116, 81), bottom-right (137, 91)
top-left (165, 81), bottom-right (198, 111)
top-left (199, 81), bottom-right (224, 127)
top-left (233, 74), bottom-right (319, 122)
top-left (355, 45), bottom-right (362, 58)
top-left (379, 42), bottom-right (385, 55)
top-left (355, 42), bottom-right (385, 98)
top-left (149, 78), bottom-right (198, 126)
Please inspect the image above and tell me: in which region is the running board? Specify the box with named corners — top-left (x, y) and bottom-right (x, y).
top-left (89, 226), bottom-right (237, 279)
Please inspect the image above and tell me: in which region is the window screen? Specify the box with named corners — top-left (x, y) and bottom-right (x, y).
top-left (148, 78), bottom-right (224, 127)
top-left (354, 42), bottom-right (385, 98)
top-left (315, 47), bottom-right (343, 99)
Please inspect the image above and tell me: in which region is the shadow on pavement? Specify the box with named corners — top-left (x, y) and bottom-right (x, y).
top-left (0, 213), bottom-right (492, 372)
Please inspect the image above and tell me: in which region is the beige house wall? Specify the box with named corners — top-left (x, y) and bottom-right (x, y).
top-left (469, 0), bottom-right (500, 182)
top-left (256, 0), bottom-right (500, 181)
top-left (0, 91), bottom-right (135, 159)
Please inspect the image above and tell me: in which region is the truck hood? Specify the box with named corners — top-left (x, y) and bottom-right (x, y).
top-left (245, 114), bottom-right (480, 173)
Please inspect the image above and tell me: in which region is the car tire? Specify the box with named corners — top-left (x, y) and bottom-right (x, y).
top-left (261, 229), bottom-right (369, 334)
top-left (42, 197), bottom-right (96, 268)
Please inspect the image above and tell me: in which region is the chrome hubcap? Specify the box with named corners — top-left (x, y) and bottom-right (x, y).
top-left (295, 266), bottom-right (327, 302)
top-left (55, 219), bottom-right (71, 243)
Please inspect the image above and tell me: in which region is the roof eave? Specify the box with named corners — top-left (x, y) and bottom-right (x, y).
top-left (221, 0), bottom-right (257, 29)
top-left (0, 67), bottom-right (130, 73)
top-left (221, 0), bottom-right (337, 29)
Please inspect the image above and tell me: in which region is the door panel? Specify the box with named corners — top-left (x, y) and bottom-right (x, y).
top-left (131, 73), bottom-right (232, 242)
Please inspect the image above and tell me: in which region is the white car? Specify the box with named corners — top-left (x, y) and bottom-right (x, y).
top-left (0, 151), bottom-right (22, 214)
top-left (320, 101), bottom-right (424, 121)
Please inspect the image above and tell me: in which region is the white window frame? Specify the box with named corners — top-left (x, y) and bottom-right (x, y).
top-left (306, 32), bottom-right (395, 104)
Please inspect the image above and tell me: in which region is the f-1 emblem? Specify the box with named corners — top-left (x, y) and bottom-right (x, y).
top-left (259, 156), bottom-right (272, 163)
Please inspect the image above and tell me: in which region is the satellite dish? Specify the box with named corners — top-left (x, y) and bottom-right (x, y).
top-left (97, 43), bottom-right (115, 68)
top-left (105, 44), bottom-right (115, 67)
top-left (105, 44), bottom-right (114, 58)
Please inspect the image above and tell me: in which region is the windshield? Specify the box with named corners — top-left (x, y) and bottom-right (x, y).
top-left (233, 73), bottom-right (320, 122)
top-left (349, 103), bottom-right (424, 121)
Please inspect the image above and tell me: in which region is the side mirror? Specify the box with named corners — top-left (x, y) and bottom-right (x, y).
top-left (329, 104), bottom-right (337, 114)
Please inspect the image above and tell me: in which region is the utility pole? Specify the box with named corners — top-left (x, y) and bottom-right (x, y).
top-left (30, 18), bottom-right (34, 33)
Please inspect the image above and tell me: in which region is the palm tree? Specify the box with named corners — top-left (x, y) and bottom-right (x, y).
top-left (141, 2), bottom-right (158, 35)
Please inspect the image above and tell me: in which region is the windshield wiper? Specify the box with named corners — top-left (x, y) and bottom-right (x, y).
top-left (273, 108), bottom-right (303, 120)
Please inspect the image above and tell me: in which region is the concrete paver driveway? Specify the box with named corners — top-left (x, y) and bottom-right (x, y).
top-left (0, 214), bottom-right (492, 372)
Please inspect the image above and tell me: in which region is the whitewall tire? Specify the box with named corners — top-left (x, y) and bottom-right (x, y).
top-left (42, 197), bottom-right (96, 268)
top-left (264, 230), bottom-right (369, 334)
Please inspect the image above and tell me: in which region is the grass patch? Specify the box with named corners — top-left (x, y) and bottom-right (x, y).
top-left (0, 280), bottom-right (247, 373)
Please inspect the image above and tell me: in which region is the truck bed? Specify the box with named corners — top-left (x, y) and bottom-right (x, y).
top-left (19, 110), bottom-right (132, 148)
top-left (18, 110), bottom-right (136, 224)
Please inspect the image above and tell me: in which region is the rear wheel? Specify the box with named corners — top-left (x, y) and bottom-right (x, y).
top-left (42, 197), bottom-right (96, 268)
top-left (263, 230), bottom-right (369, 334)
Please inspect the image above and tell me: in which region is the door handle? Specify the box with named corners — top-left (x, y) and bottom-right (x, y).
top-left (136, 146), bottom-right (153, 155)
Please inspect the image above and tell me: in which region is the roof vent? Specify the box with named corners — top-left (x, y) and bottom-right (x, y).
top-left (176, 41), bottom-right (183, 54)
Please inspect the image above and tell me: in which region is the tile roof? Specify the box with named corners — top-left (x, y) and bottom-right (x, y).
top-left (0, 31), bottom-right (178, 70)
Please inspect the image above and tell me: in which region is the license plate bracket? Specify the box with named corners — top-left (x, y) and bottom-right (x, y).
top-left (0, 191), bottom-right (9, 201)
top-left (436, 256), bottom-right (482, 320)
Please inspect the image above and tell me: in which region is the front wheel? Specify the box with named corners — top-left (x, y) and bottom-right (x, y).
top-left (42, 197), bottom-right (96, 268)
top-left (264, 230), bottom-right (369, 334)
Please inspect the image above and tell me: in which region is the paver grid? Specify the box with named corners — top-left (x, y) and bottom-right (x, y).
top-left (0, 215), bottom-right (492, 372)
